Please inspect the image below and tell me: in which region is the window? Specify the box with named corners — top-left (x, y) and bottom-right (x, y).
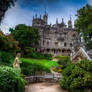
top-left (70, 43), bottom-right (72, 47)
top-left (72, 34), bottom-right (76, 40)
top-left (43, 41), bottom-right (45, 45)
top-left (47, 42), bottom-right (49, 45)
top-left (64, 43), bottom-right (67, 46)
top-left (55, 42), bottom-right (58, 46)
top-left (62, 49), bottom-right (66, 53)
top-left (73, 34), bottom-right (76, 37)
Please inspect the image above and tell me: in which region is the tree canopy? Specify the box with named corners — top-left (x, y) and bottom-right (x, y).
top-left (75, 4), bottom-right (92, 50)
top-left (0, 0), bottom-right (16, 23)
top-left (0, 31), bottom-right (20, 52)
top-left (10, 24), bottom-right (40, 51)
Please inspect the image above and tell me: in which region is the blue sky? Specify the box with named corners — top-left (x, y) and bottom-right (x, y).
top-left (0, 0), bottom-right (92, 33)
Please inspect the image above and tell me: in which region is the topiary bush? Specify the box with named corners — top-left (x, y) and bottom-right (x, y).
top-left (60, 60), bottom-right (92, 92)
top-left (0, 66), bottom-right (25, 92)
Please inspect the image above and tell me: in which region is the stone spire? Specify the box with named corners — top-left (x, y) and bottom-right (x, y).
top-left (43, 8), bottom-right (48, 24)
top-left (40, 15), bottom-right (41, 19)
top-left (33, 16), bottom-right (34, 20)
top-left (35, 14), bottom-right (37, 19)
top-left (56, 18), bottom-right (58, 25)
top-left (68, 16), bottom-right (72, 29)
top-left (62, 18), bottom-right (64, 23)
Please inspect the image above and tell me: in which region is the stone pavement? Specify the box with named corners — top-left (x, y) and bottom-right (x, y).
top-left (25, 82), bottom-right (69, 92)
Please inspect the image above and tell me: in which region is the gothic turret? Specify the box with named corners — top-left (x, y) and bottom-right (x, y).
top-left (43, 10), bottom-right (48, 25)
top-left (68, 17), bottom-right (72, 29)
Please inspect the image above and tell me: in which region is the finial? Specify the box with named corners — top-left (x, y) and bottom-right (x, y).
top-left (50, 23), bottom-right (52, 26)
top-left (35, 14), bottom-right (37, 18)
top-left (33, 16), bottom-right (34, 19)
top-left (62, 18), bottom-right (64, 23)
top-left (70, 15), bottom-right (72, 21)
top-left (45, 7), bottom-right (47, 14)
top-left (56, 18), bottom-right (58, 24)
top-left (40, 15), bottom-right (41, 19)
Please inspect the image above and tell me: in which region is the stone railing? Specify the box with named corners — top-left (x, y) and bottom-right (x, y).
top-left (24, 73), bottom-right (61, 84)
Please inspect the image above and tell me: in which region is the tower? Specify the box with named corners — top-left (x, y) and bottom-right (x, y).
top-left (43, 10), bottom-right (48, 25)
top-left (68, 17), bottom-right (72, 29)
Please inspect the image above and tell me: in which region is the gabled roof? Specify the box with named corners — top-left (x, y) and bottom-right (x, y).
top-left (72, 47), bottom-right (92, 61)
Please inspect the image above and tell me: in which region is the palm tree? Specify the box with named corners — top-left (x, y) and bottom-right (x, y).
top-left (0, 0), bottom-right (16, 24)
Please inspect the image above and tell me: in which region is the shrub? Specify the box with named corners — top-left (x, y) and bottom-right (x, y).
top-left (0, 66), bottom-right (25, 92)
top-left (52, 65), bottom-right (63, 73)
top-left (23, 47), bottom-right (52, 60)
top-left (43, 54), bottom-right (52, 60)
top-left (0, 51), bottom-right (14, 66)
top-left (60, 60), bottom-right (92, 91)
top-left (21, 62), bottom-right (48, 76)
top-left (55, 56), bottom-right (71, 68)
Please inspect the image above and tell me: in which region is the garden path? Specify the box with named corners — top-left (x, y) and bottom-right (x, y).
top-left (26, 82), bottom-right (69, 92)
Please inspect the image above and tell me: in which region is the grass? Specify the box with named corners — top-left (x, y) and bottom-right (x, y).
top-left (20, 58), bottom-right (59, 69)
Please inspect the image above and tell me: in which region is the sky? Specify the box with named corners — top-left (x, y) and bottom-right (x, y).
top-left (0, 0), bottom-right (92, 33)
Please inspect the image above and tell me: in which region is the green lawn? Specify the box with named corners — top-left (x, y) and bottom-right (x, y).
top-left (20, 58), bottom-right (59, 69)
top-left (20, 58), bottom-right (59, 75)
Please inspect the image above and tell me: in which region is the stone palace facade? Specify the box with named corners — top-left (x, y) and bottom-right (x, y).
top-left (32, 12), bottom-right (80, 56)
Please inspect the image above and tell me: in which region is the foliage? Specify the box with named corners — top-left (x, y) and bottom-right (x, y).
top-left (55, 56), bottom-right (71, 68)
top-left (0, 51), bottom-right (14, 66)
top-left (0, 66), bottom-right (25, 92)
top-left (75, 4), bottom-right (92, 50)
top-left (0, 31), bottom-right (20, 53)
top-left (60, 60), bottom-right (92, 91)
top-left (23, 47), bottom-right (52, 60)
top-left (43, 54), bottom-right (52, 60)
top-left (20, 58), bottom-right (59, 76)
top-left (10, 24), bottom-right (40, 51)
top-left (52, 65), bottom-right (63, 73)
top-left (0, 0), bottom-right (16, 23)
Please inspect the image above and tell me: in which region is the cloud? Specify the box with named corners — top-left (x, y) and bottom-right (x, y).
top-left (87, 0), bottom-right (92, 5)
top-left (0, 0), bottom-right (87, 33)
top-left (0, 3), bottom-right (34, 33)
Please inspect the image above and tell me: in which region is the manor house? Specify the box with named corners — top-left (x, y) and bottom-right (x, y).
top-left (32, 12), bottom-right (80, 56)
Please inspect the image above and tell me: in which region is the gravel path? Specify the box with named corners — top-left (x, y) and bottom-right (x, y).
top-left (26, 82), bottom-right (69, 92)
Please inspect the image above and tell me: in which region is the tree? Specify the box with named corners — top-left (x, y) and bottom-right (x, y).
top-left (75, 4), bottom-right (92, 50)
top-left (0, 0), bottom-right (16, 23)
top-left (0, 30), bottom-right (20, 53)
top-left (10, 24), bottom-right (40, 51)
